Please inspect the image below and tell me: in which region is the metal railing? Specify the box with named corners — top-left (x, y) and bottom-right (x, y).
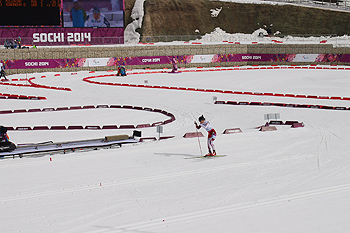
top-left (275, 34), bottom-right (350, 46)
top-left (0, 34), bottom-right (349, 48)
top-left (139, 35), bottom-right (201, 43)
top-left (0, 35), bottom-right (202, 47)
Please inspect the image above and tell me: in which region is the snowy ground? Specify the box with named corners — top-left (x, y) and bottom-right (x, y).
top-left (1, 66), bottom-right (350, 232)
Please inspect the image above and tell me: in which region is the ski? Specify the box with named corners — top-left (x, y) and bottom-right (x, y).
top-left (185, 155), bottom-right (226, 159)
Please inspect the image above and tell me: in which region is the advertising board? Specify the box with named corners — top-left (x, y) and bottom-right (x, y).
top-left (0, 0), bottom-right (125, 45)
top-left (2, 54), bottom-right (350, 70)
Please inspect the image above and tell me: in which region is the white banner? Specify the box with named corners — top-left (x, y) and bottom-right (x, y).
top-left (191, 55), bottom-right (215, 63)
top-left (85, 58), bottom-right (110, 67)
top-left (292, 54), bottom-right (319, 62)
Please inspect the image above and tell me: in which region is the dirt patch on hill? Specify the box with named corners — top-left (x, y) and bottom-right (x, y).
top-left (124, 0), bottom-right (137, 26)
top-left (129, 0), bottom-right (350, 38)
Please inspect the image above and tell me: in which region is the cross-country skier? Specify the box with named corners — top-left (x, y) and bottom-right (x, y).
top-left (117, 66), bottom-right (127, 76)
top-left (0, 126), bottom-right (16, 152)
top-left (171, 56), bottom-right (178, 73)
top-left (195, 115), bottom-right (217, 156)
top-left (0, 62), bottom-right (8, 81)
top-left (0, 126), bottom-right (9, 143)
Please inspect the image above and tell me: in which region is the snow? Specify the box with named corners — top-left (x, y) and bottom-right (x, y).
top-left (212, 0), bottom-right (282, 4)
top-left (213, 0), bottom-right (350, 12)
top-left (1, 66), bottom-right (350, 232)
top-left (124, 0), bottom-right (146, 44)
top-left (123, 25), bottom-right (350, 47)
top-left (198, 27), bottom-right (350, 46)
top-left (210, 7), bottom-right (223, 17)
top-left (200, 27), bottom-right (272, 42)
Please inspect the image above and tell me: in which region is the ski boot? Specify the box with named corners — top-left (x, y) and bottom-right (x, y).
top-left (205, 152), bottom-right (214, 157)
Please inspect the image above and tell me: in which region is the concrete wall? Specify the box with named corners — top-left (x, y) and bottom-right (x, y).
top-left (1, 44), bottom-right (349, 75)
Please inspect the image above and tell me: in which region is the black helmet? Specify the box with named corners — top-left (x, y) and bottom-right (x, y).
top-left (198, 115), bottom-right (205, 122)
top-left (0, 126), bottom-right (7, 134)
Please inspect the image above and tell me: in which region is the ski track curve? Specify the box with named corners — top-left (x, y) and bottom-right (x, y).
top-left (2, 66), bottom-right (348, 136)
top-left (82, 66), bottom-right (350, 102)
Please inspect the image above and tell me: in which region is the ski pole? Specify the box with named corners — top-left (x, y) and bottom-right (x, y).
top-left (194, 121), bottom-right (203, 156)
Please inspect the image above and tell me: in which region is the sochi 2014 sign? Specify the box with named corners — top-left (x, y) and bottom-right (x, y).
top-left (33, 32), bottom-right (91, 43)
top-left (0, 27), bottom-right (124, 46)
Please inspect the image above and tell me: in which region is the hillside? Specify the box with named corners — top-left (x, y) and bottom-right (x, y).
top-left (125, 0), bottom-right (350, 38)
top-left (125, 0), bottom-right (137, 26)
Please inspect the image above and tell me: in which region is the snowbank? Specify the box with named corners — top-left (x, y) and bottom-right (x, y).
top-left (211, 0), bottom-right (282, 5)
top-left (124, 0), bottom-right (146, 44)
top-left (199, 27), bottom-right (270, 42)
top-left (198, 27), bottom-right (350, 46)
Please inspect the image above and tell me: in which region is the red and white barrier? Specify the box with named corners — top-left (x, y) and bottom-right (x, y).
top-left (3, 105), bottom-right (176, 131)
top-left (82, 66), bottom-right (350, 102)
top-left (183, 132), bottom-right (204, 138)
top-left (214, 100), bottom-right (350, 111)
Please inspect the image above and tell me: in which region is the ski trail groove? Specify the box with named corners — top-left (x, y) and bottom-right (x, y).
top-left (86, 183), bottom-right (350, 233)
top-left (0, 155), bottom-right (316, 204)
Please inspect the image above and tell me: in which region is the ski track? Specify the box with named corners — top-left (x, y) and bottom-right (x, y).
top-left (210, 136), bottom-right (316, 206)
top-left (83, 183), bottom-right (350, 233)
top-left (83, 67), bottom-right (350, 102)
top-left (0, 154), bottom-right (316, 204)
top-left (2, 67), bottom-right (350, 232)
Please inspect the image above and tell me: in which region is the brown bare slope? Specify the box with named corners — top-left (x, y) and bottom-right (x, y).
top-left (134, 0), bottom-right (350, 37)
top-left (125, 0), bottom-right (137, 25)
